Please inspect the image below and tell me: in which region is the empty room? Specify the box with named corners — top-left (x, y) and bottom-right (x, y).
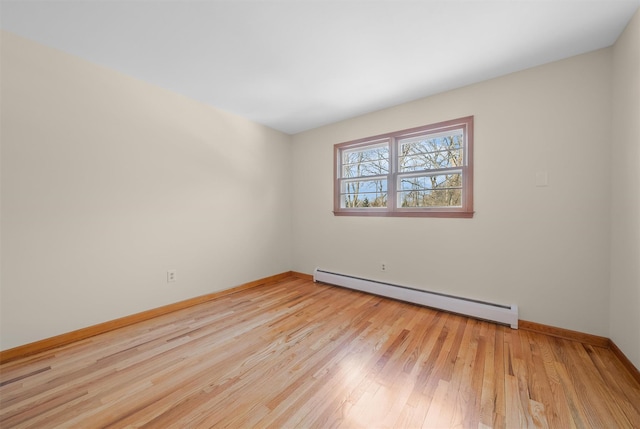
top-left (1, 0), bottom-right (639, 427)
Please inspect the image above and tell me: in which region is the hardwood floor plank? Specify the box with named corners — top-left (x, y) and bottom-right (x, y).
top-left (588, 345), bottom-right (640, 424)
top-left (478, 324), bottom-right (497, 428)
top-left (421, 378), bottom-right (449, 428)
top-left (441, 318), bottom-right (478, 427)
top-left (462, 321), bottom-right (486, 428)
top-left (553, 359), bottom-right (590, 427)
top-left (1, 277), bottom-right (639, 428)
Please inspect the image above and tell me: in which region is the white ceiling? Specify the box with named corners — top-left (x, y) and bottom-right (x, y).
top-left (1, 0), bottom-right (639, 134)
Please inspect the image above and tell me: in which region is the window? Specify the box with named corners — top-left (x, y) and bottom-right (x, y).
top-left (334, 116), bottom-right (473, 218)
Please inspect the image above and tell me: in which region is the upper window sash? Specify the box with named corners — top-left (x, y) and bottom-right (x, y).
top-left (340, 140), bottom-right (390, 179)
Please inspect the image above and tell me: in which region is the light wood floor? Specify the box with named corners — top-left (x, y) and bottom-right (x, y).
top-left (1, 277), bottom-right (639, 428)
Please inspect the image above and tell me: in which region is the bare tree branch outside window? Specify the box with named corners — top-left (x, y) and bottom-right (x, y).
top-left (334, 117), bottom-right (474, 218)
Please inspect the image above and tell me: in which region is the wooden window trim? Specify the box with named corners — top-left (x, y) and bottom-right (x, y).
top-left (334, 116), bottom-right (474, 218)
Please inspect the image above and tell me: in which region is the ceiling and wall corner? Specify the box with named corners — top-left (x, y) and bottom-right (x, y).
top-left (1, 0), bottom-right (639, 134)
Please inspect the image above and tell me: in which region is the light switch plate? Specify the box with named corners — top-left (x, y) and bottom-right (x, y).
top-left (536, 171), bottom-right (548, 187)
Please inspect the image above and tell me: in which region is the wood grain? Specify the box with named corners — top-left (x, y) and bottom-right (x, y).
top-left (609, 338), bottom-right (640, 385)
top-left (0, 271), bottom-right (295, 364)
top-left (1, 277), bottom-right (639, 428)
top-left (519, 319), bottom-right (610, 347)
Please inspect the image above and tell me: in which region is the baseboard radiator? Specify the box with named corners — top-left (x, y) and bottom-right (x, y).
top-left (313, 268), bottom-right (518, 329)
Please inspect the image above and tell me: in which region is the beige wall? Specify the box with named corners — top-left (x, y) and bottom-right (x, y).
top-left (610, 9), bottom-right (640, 369)
top-left (292, 48), bottom-right (613, 336)
top-left (1, 13), bottom-right (638, 370)
top-left (0, 31), bottom-right (292, 350)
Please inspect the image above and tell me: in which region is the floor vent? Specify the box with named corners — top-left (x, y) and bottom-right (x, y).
top-left (314, 268), bottom-right (518, 329)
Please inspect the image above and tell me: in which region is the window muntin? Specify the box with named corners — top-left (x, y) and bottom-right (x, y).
top-left (341, 178), bottom-right (388, 208)
top-left (398, 129), bottom-right (464, 172)
top-left (339, 139), bottom-right (390, 208)
top-left (341, 141), bottom-right (389, 178)
top-left (334, 116), bottom-right (473, 218)
top-left (398, 172), bottom-right (462, 208)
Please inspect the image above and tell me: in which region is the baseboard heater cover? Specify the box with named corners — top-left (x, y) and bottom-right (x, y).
top-left (313, 268), bottom-right (518, 329)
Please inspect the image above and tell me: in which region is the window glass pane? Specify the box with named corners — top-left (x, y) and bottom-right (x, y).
top-left (340, 179), bottom-right (388, 208)
top-left (333, 116), bottom-right (473, 217)
top-left (398, 132), bottom-right (463, 172)
top-left (399, 189), bottom-right (462, 207)
top-left (342, 144), bottom-right (389, 178)
top-left (398, 174), bottom-right (462, 207)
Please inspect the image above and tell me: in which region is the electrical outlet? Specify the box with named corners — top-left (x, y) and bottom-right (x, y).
top-left (380, 263), bottom-right (387, 272)
top-left (167, 269), bottom-right (177, 283)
